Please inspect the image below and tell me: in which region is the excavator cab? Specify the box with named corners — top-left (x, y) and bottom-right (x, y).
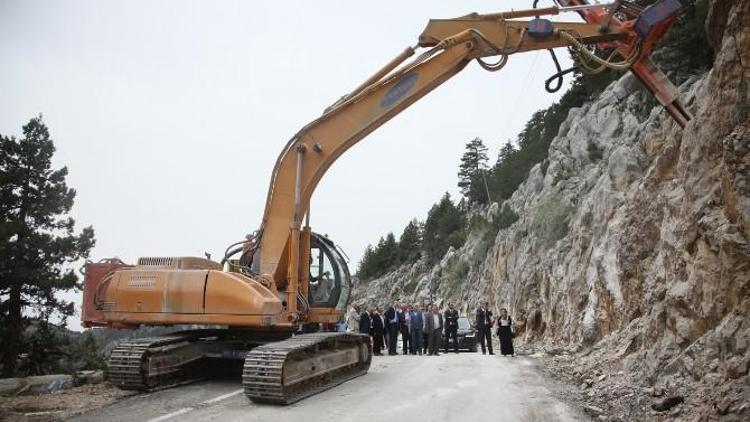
top-left (308, 233), bottom-right (351, 311)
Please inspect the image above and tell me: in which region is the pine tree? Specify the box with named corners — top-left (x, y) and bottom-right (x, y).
top-left (397, 219), bottom-right (422, 264)
top-left (356, 232), bottom-right (400, 281)
top-left (490, 141), bottom-right (525, 201)
top-left (422, 193), bottom-right (465, 263)
top-left (457, 137), bottom-right (491, 204)
top-left (498, 141), bottom-right (516, 163)
top-left (372, 236), bottom-right (388, 271)
top-left (356, 245), bottom-right (376, 280)
top-left (381, 233), bottom-right (398, 270)
top-left (0, 116), bottom-right (95, 377)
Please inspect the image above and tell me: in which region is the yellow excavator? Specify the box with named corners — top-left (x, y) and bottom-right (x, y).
top-left (81, 0), bottom-right (687, 404)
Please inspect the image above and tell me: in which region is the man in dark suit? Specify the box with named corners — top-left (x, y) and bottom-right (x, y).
top-left (425, 304), bottom-right (443, 356)
top-left (384, 301), bottom-right (400, 355)
top-left (371, 308), bottom-right (385, 356)
top-left (444, 302), bottom-right (459, 353)
top-left (359, 305), bottom-right (372, 335)
top-left (398, 303), bottom-right (410, 355)
top-left (475, 301), bottom-right (494, 355)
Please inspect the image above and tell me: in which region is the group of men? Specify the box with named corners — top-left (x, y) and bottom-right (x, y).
top-left (347, 300), bottom-right (495, 356)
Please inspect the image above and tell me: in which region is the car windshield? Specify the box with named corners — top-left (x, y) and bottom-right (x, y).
top-left (458, 317), bottom-right (471, 330)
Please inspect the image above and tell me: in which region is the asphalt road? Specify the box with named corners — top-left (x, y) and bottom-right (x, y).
top-left (72, 353), bottom-right (587, 422)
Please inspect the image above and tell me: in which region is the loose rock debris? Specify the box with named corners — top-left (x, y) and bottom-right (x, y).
top-left (0, 383), bottom-right (134, 422)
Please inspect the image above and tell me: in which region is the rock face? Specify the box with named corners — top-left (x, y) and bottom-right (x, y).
top-left (354, 1), bottom-right (749, 419)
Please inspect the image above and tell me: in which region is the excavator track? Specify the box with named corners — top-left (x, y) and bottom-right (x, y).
top-left (242, 332), bottom-right (371, 404)
top-left (108, 332), bottom-right (222, 390)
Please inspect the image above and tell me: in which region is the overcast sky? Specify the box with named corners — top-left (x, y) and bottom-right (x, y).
top-left (1, 0), bottom-right (576, 330)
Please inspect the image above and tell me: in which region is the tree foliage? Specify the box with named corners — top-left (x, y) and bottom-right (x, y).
top-left (422, 193), bottom-right (465, 264)
top-left (398, 219), bottom-right (422, 264)
top-left (0, 116), bottom-right (95, 377)
top-left (13, 321), bottom-right (106, 377)
top-left (457, 137), bottom-right (490, 204)
top-left (357, 218), bottom-right (427, 281)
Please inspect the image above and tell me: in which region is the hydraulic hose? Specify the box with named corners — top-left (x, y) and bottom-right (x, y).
top-left (534, 0), bottom-right (577, 93)
top-left (545, 48), bottom-right (577, 92)
top-left (558, 30), bottom-right (641, 72)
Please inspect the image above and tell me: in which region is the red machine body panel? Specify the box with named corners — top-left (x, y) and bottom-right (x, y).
top-left (80, 259), bottom-right (133, 328)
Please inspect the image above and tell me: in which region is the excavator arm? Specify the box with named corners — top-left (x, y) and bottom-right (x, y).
top-left (251, 0), bottom-right (686, 319)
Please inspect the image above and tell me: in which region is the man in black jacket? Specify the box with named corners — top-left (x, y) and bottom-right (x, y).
top-left (398, 303), bottom-right (410, 355)
top-left (444, 302), bottom-right (459, 353)
top-left (371, 308), bottom-right (385, 356)
top-left (475, 301), bottom-right (494, 355)
top-left (359, 305), bottom-right (372, 335)
top-left (384, 301), bottom-right (400, 355)
top-left (425, 304), bottom-right (443, 356)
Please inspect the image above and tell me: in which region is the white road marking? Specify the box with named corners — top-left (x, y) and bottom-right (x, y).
top-left (201, 389), bottom-right (244, 405)
top-left (145, 389), bottom-right (244, 422)
top-left (146, 407), bottom-right (193, 422)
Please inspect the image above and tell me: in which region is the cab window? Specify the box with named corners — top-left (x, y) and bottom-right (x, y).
top-left (309, 246), bottom-right (335, 305)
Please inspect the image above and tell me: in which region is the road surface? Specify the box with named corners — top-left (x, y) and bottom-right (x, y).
top-left (72, 353), bottom-right (587, 422)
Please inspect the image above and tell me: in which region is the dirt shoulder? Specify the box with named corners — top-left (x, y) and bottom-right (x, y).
top-left (0, 383), bottom-right (135, 422)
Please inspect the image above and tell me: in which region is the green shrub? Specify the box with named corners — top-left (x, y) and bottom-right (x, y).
top-left (533, 193), bottom-right (574, 248)
top-left (587, 142), bottom-right (604, 162)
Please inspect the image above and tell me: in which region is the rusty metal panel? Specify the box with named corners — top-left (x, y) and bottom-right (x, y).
top-left (81, 259), bottom-right (133, 327)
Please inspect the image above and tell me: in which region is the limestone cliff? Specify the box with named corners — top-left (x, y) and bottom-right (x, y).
top-left (353, 1), bottom-right (749, 419)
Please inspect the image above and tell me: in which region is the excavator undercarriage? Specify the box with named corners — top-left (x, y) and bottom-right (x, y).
top-left (108, 331), bottom-right (219, 391)
top-left (106, 329), bottom-right (371, 404)
top-left (243, 332), bottom-right (371, 404)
